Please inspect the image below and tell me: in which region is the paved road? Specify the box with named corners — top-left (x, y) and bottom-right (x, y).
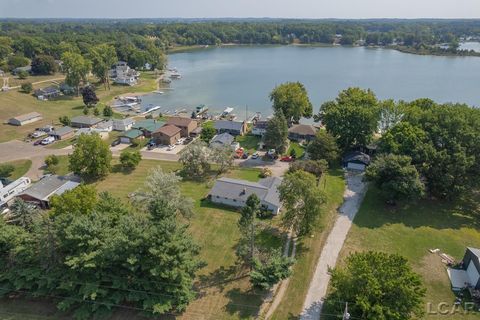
top-left (300, 173), bottom-right (367, 320)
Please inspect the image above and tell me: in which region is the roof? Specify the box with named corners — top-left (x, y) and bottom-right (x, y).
top-left (132, 119), bottom-right (165, 132)
top-left (467, 247), bottom-right (480, 259)
top-left (21, 175), bottom-right (80, 201)
top-left (210, 133), bottom-right (235, 145)
top-left (343, 151), bottom-right (371, 165)
top-left (52, 126), bottom-right (74, 136)
top-left (210, 177), bottom-right (283, 209)
top-left (167, 116), bottom-right (196, 127)
top-left (288, 124), bottom-right (318, 136)
top-left (96, 120), bottom-right (113, 130)
top-left (214, 120), bottom-right (245, 132)
top-left (121, 129), bottom-right (144, 139)
top-left (35, 86), bottom-right (60, 95)
top-left (155, 124), bottom-right (181, 137)
top-left (71, 116), bottom-right (103, 126)
top-left (10, 112), bottom-right (42, 122)
top-left (254, 120), bottom-right (268, 129)
top-left (113, 118), bottom-right (135, 126)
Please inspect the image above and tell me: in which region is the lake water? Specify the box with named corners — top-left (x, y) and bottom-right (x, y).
top-left (140, 45), bottom-right (480, 118)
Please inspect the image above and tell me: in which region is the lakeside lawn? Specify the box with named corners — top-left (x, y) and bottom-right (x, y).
top-left (0, 72), bottom-right (158, 143)
top-left (236, 135), bottom-right (261, 153)
top-left (270, 167), bottom-right (345, 319)
top-left (1, 159), bottom-right (32, 180)
top-left (322, 187), bottom-right (480, 320)
top-left (287, 141), bottom-right (305, 158)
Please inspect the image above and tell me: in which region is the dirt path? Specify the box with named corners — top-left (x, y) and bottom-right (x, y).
top-left (7, 77), bottom-right (66, 90)
top-left (299, 173), bottom-right (367, 320)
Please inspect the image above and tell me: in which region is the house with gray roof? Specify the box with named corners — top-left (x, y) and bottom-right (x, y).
top-left (8, 112), bottom-right (43, 126)
top-left (113, 118), bottom-right (135, 131)
top-left (50, 126), bottom-right (74, 140)
top-left (18, 175), bottom-right (80, 209)
top-left (95, 120), bottom-right (113, 132)
top-left (288, 124), bottom-right (318, 142)
top-left (71, 116), bottom-right (103, 128)
top-left (214, 120), bottom-right (247, 136)
top-left (209, 132), bottom-right (238, 150)
top-left (209, 177), bottom-right (283, 214)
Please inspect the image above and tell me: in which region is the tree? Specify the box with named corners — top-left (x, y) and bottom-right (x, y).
top-left (269, 82), bottom-right (313, 123)
top-left (366, 154), bottom-right (425, 204)
top-left (119, 150), bottom-right (142, 171)
top-left (44, 154), bottom-right (60, 174)
top-left (81, 85), bottom-right (99, 107)
top-left (327, 251), bottom-right (425, 320)
top-left (0, 164), bottom-right (14, 178)
top-left (134, 167), bottom-right (193, 218)
top-left (59, 115), bottom-right (71, 126)
top-left (210, 145), bottom-right (234, 174)
top-left (89, 44), bottom-right (117, 90)
top-left (378, 99), bottom-right (405, 134)
top-left (7, 54), bottom-right (29, 71)
top-left (279, 170), bottom-right (326, 235)
top-left (250, 249), bottom-right (294, 290)
top-left (306, 130), bottom-right (340, 165)
top-left (316, 87), bottom-right (380, 151)
top-left (237, 194), bottom-right (260, 268)
top-left (20, 82), bottom-right (33, 93)
top-left (93, 107), bottom-right (100, 116)
top-left (179, 140), bottom-right (211, 179)
top-left (103, 105), bottom-right (113, 117)
top-left (17, 70), bottom-right (28, 79)
top-left (83, 106), bottom-right (89, 115)
top-left (200, 125), bottom-right (216, 143)
top-left (5, 198), bottom-right (38, 230)
top-left (69, 133), bottom-right (112, 179)
top-left (62, 51), bottom-right (91, 95)
top-left (50, 185), bottom-right (98, 216)
top-left (288, 159), bottom-right (328, 186)
top-left (31, 54), bottom-right (57, 75)
top-left (264, 111), bottom-right (288, 154)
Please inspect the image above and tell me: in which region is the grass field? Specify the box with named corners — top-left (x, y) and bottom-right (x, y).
top-left (287, 141), bottom-right (305, 158)
top-left (322, 187), bottom-right (480, 320)
top-left (0, 72), bottom-right (158, 143)
top-left (236, 135), bottom-right (261, 153)
top-left (270, 168), bottom-right (345, 319)
top-left (1, 159), bottom-right (32, 180)
top-left (43, 155), bottom-right (69, 176)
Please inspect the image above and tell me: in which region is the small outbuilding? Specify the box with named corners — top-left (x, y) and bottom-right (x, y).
top-left (343, 151), bottom-right (371, 171)
top-left (152, 125), bottom-right (181, 146)
top-left (8, 112), bottom-right (43, 126)
top-left (50, 126), bottom-right (74, 140)
top-left (34, 86), bottom-right (61, 100)
top-left (214, 120), bottom-right (247, 136)
top-left (71, 116), bottom-right (103, 128)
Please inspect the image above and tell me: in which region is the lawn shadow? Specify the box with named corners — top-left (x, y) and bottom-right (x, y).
top-left (353, 187), bottom-right (480, 230)
top-left (196, 265), bottom-right (247, 297)
top-left (225, 287), bottom-right (264, 319)
top-left (199, 198), bottom-right (240, 214)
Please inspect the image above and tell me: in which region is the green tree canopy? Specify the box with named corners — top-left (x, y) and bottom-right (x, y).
top-left (68, 133), bottom-right (112, 180)
top-left (89, 44), bottom-right (117, 90)
top-left (200, 125), bottom-right (216, 143)
top-left (264, 111), bottom-right (288, 154)
top-left (81, 85), bottom-right (99, 107)
top-left (269, 82), bottom-right (313, 123)
top-left (179, 140), bottom-right (211, 179)
top-left (31, 54), bottom-right (57, 75)
top-left (62, 51), bottom-right (91, 95)
top-left (119, 150), bottom-right (142, 171)
top-left (250, 249), bottom-right (294, 290)
top-left (306, 130), bottom-right (340, 165)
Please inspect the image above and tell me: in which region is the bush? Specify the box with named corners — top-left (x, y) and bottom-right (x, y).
top-left (0, 164), bottom-right (15, 178)
top-left (260, 167), bottom-right (272, 178)
top-left (93, 107), bottom-right (100, 116)
top-left (45, 155), bottom-right (60, 174)
top-left (17, 70), bottom-right (29, 79)
top-left (59, 116), bottom-right (71, 126)
top-left (103, 105), bottom-right (113, 117)
top-left (119, 150), bottom-right (142, 170)
top-left (20, 82), bottom-right (33, 93)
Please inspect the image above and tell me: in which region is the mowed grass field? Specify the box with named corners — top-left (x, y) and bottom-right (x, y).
top-left (323, 187), bottom-right (480, 320)
top-left (0, 72), bottom-right (158, 143)
top-left (2, 159), bottom-right (32, 180)
top-left (270, 168), bottom-right (345, 319)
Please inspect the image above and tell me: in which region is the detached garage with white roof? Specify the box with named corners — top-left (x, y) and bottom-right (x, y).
top-left (448, 247), bottom-right (480, 291)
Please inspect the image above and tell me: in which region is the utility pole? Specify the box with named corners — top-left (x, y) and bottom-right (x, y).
top-left (343, 302), bottom-right (350, 320)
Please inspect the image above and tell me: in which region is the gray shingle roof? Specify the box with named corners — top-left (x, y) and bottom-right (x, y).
top-left (288, 124), bottom-right (318, 136)
top-left (214, 120), bottom-right (244, 132)
top-left (113, 118), bottom-right (135, 126)
top-left (21, 175), bottom-right (80, 201)
top-left (210, 177), bottom-right (283, 209)
top-left (10, 112), bottom-right (42, 122)
top-left (343, 151), bottom-right (371, 165)
top-left (52, 126), bottom-right (74, 136)
top-left (210, 133), bottom-right (234, 146)
top-left (468, 247), bottom-right (480, 259)
top-left (71, 116), bottom-right (103, 126)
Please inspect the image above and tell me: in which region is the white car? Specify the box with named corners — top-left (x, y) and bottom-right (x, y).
top-left (41, 136), bottom-right (55, 145)
top-left (175, 138), bottom-right (185, 145)
top-left (31, 131), bottom-right (47, 138)
top-left (252, 152), bottom-right (259, 159)
top-left (167, 144), bottom-right (176, 151)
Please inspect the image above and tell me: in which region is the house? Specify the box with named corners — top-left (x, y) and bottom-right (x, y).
top-left (448, 248), bottom-right (480, 291)
top-left (95, 120), bottom-right (113, 132)
top-left (119, 129), bottom-right (144, 144)
top-left (8, 112), bottom-right (43, 126)
top-left (132, 119), bottom-right (165, 137)
top-left (0, 177), bottom-right (31, 207)
top-left (214, 120), bottom-right (247, 136)
top-left (288, 124), bottom-right (318, 142)
top-left (71, 116), bottom-right (103, 128)
top-left (152, 125), bottom-right (181, 146)
top-left (59, 83), bottom-right (75, 95)
top-left (110, 61), bottom-right (139, 86)
top-left (34, 86), bottom-right (61, 100)
top-left (210, 177), bottom-right (283, 214)
top-left (343, 151), bottom-right (371, 171)
top-left (252, 120), bottom-right (268, 136)
top-left (0, 69), bottom-right (5, 77)
top-left (18, 175), bottom-right (80, 209)
top-left (12, 66), bottom-right (31, 75)
top-left (113, 118), bottom-right (135, 131)
top-left (166, 116), bottom-right (198, 137)
top-left (210, 133), bottom-right (239, 150)
top-left (50, 126), bottom-right (74, 140)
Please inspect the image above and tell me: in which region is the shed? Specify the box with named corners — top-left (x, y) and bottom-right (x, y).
top-left (152, 125), bottom-right (181, 146)
top-left (8, 112), bottom-right (43, 126)
top-left (462, 247), bottom-right (480, 289)
top-left (50, 126), bottom-right (74, 140)
top-left (71, 116), bottom-right (103, 128)
top-left (18, 175), bottom-right (80, 209)
top-left (343, 151), bottom-right (371, 171)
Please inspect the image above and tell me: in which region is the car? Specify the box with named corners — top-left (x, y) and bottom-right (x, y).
top-left (30, 131), bottom-right (47, 139)
top-left (167, 144), bottom-right (176, 151)
top-left (111, 139), bottom-right (121, 147)
top-left (176, 138), bottom-right (185, 145)
top-left (40, 136), bottom-right (55, 145)
top-left (251, 152), bottom-right (259, 159)
top-left (37, 125), bottom-right (54, 133)
top-left (242, 152), bottom-right (249, 159)
top-left (280, 156), bottom-right (294, 162)
top-left (147, 141), bottom-right (156, 150)
top-left (33, 139), bottom-right (43, 146)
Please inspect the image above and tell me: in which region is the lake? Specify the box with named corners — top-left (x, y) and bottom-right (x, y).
top-left (140, 45), bottom-right (480, 118)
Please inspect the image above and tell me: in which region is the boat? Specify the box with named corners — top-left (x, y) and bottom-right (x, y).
top-left (153, 90), bottom-right (164, 95)
top-left (119, 96), bottom-right (142, 103)
top-left (221, 107), bottom-right (234, 118)
top-left (161, 78), bottom-right (172, 84)
top-left (170, 72), bottom-right (182, 79)
top-left (140, 105), bottom-right (161, 115)
top-left (196, 104), bottom-right (209, 114)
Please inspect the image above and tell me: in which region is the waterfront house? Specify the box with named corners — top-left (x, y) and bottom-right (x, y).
top-left (209, 177), bottom-right (283, 214)
top-left (288, 124), bottom-right (318, 142)
top-left (252, 120), bottom-right (268, 136)
top-left (113, 118), bottom-right (135, 131)
top-left (8, 112), bottom-right (42, 126)
top-left (132, 119), bottom-right (165, 137)
top-left (71, 116), bottom-right (103, 129)
top-left (18, 175), bottom-right (80, 209)
top-left (110, 61), bottom-right (139, 86)
top-left (152, 125), bottom-right (181, 146)
top-left (214, 120), bottom-right (247, 136)
top-left (166, 116), bottom-right (198, 137)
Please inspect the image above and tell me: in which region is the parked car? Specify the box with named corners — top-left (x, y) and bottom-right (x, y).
top-left (30, 131), bottom-right (47, 139)
top-left (147, 141), bottom-right (156, 150)
top-left (280, 156), bottom-right (294, 162)
top-left (40, 136), bottom-right (55, 145)
top-left (242, 152), bottom-right (249, 159)
top-left (251, 152), bottom-right (259, 159)
top-left (183, 137), bottom-right (193, 145)
top-left (111, 139), bottom-right (121, 147)
top-left (176, 138), bottom-right (186, 145)
top-left (267, 149), bottom-right (278, 160)
top-left (167, 144), bottom-right (176, 151)
top-left (37, 125), bottom-right (54, 133)
top-left (33, 139), bottom-right (44, 146)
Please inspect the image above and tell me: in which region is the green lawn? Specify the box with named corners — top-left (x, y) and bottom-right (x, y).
top-left (1, 159), bottom-right (32, 180)
top-left (324, 187), bottom-right (480, 320)
top-left (270, 168), bottom-right (346, 319)
top-left (236, 135), bottom-right (261, 153)
top-left (287, 141), bottom-right (305, 158)
top-left (43, 155), bottom-right (69, 176)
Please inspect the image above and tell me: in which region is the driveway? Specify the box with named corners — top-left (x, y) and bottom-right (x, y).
top-left (299, 172), bottom-right (367, 320)
top-left (235, 153), bottom-right (290, 177)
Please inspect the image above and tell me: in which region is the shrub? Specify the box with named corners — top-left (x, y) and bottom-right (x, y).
top-left (20, 82), bottom-right (33, 93)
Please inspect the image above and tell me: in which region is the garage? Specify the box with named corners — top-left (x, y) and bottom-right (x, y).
top-left (119, 129), bottom-right (144, 144)
top-left (461, 247), bottom-right (480, 289)
top-left (347, 162), bottom-right (366, 171)
top-left (343, 151), bottom-right (371, 172)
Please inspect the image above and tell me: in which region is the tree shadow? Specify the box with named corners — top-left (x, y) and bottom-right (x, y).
top-left (196, 265), bottom-right (246, 297)
top-left (224, 287), bottom-right (265, 319)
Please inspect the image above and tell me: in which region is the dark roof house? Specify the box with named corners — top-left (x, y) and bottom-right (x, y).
top-left (50, 126), bottom-right (74, 140)
top-left (34, 86), bottom-right (61, 100)
top-left (71, 116), bottom-right (103, 128)
top-left (18, 175), bottom-right (80, 209)
top-left (288, 124), bottom-right (318, 142)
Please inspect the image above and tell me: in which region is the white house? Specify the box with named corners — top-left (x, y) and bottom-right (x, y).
top-left (110, 61), bottom-right (139, 86)
top-left (113, 118), bottom-right (135, 131)
top-left (0, 177), bottom-right (32, 207)
top-left (94, 120), bottom-right (113, 133)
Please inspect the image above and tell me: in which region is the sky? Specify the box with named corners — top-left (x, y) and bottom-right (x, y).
top-left (0, 0), bottom-right (479, 19)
